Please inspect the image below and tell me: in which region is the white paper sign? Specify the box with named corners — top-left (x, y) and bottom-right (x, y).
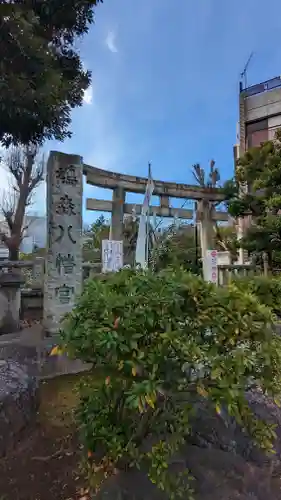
top-left (205, 249), bottom-right (218, 284)
top-left (102, 240), bottom-right (123, 273)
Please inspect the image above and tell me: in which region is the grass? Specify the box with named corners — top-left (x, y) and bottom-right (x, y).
top-left (39, 371), bottom-right (99, 428)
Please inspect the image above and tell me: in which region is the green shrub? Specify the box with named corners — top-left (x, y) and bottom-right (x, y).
top-left (61, 268), bottom-right (281, 499)
top-left (233, 275), bottom-right (281, 317)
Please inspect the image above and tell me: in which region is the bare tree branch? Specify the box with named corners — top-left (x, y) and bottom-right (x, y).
top-left (2, 208), bottom-right (13, 231)
top-left (192, 163), bottom-right (205, 187)
top-left (0, 144), bottom-right (45, 260)
top-left (28, 154), bottom-right (45, 195)
top-left (208, 159), bottom-right (220, 188)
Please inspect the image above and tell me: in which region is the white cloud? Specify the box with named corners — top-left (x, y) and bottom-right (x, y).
top-left (105, 30), bottom-right (118, 53)
top-left (81, 60), bottom-right (93, 105)
top-left (83, 84), bottom-right (93, 105)
top-left (83, 96), bottom-right (136, 173)
top-left (84, 106), bottom-right (124, 171)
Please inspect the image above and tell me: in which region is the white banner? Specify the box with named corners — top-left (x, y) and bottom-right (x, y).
top-left (102, 240), bottom-right (123, 273)
top-left (141, 176), bottom-right (154, 215)
top-left (204, 249), bottom-right (218, 284)
top-left (135, 165), bottom-right (154, 268)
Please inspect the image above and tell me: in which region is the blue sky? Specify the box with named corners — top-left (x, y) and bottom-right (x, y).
top-left (3, 0), bottom-right (281, 226)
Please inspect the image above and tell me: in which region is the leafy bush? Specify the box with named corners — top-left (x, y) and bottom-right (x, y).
top-left (233, 275), bottom-right (281, 317)
top-left (61, 269), bottom-right (281, 498)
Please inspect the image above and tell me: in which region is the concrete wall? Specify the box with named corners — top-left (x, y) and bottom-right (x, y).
top-left (245, 87), bottom-right (281, 122)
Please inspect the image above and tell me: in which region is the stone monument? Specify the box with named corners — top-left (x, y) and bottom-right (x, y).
top-left (0, 272), bottom-right (25, 334)
top-left (43, 151), bottom-right (83, 334)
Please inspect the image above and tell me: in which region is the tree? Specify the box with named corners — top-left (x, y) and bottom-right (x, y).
top-left (83, 214), bottom-right (156, 266)
top-left (0, 146), bottom-right (45, 260)
top-left (224, 131), bottom-right (281, 271)
top-left (215, 224), bottom-right (239, 262)
top-left (192, 159), bottom-right (220, 188)
top-left (83, 215), bottom-right (110, 262)
top-left (150, 223), bottom-right (201, 274)
top-left (0, 1), bottom-right (102, 146)
top-left (192, 161), bottom-right (238, 260)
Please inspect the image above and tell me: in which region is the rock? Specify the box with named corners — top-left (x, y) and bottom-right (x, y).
top-left (0, 341), bottom-right (40, 377)
top-left (94, 444), bottom-right (281, 500)
top-left (0, 327), bottom-right (92, 380)
top-left (0, 360), bottom-right (38, 457)
top-left (94, 390), bottom-right (281, 499)
top-left (184, 445), bottom-right (280, 499)
top-left (247, 389), bottom-right (281, 462)
top-left (187, 389), bottom-right (281, 468)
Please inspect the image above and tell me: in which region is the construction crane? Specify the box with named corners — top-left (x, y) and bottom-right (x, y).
top-left (240, 52), bottom-right (254, 90)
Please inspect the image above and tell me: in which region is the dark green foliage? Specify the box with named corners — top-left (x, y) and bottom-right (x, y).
top-left (0, 1), bottom-right (102, 146)
top-left (233, 275), bottom-right (281, 318)
top-left (215, 224), bottom-right (239, 261)
top-left (224, 132), bottom-right (281, 269)
top-left (151, 225), bottom-right (201, 275)
top-left (83, 216), bottom-right (110, 254)
top-left (61, 269), bottom-right (281, 498)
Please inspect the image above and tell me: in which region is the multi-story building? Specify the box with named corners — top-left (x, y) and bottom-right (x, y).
top-left (234, 76), bottom-right (281, 263)
top-left (0, 214), bottom-right (47, 256)
top-left (235, 76), bottom-right (281, 158)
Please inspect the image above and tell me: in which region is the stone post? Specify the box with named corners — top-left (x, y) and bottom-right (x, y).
top-left (110, 186), bottom-right (125, 241)
top-left (43, 151), bottom-right (83, 335)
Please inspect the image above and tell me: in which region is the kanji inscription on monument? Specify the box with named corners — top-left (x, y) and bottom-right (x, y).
top-left (44, 151), bottom-right (83, 334)
top-left (55, 284), bottom-right (75, 304)
top-left (56, 164), bottom-right (78, 186)
top-left (55, 194), bottom-right (76, 216)
top-left (56, 253), bottom-right (75, 275)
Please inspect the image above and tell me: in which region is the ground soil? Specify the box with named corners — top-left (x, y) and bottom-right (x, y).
top-left (0, 374), bottom-right (90, 500)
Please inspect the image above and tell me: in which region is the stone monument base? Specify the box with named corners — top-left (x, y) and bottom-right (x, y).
top-left (0, 272), bottom-right (25, 334)
top-left (0, 325), bottom-right (92, 379)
